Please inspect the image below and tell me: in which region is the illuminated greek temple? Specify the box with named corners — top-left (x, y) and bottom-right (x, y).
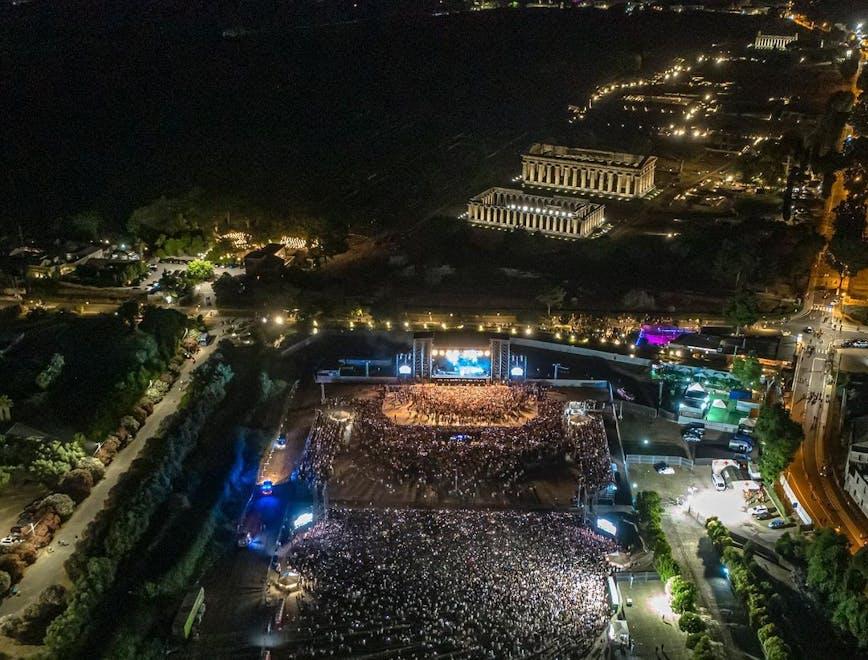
top-left (521, 144), bottom-right (656, 198)
top-left (467, 187), bottom-right (605, 239)
top-left (754, 32), bottom-right (797, 50)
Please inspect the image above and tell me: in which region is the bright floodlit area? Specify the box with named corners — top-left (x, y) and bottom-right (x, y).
top-left (630, 464), bottom-right (790, 545)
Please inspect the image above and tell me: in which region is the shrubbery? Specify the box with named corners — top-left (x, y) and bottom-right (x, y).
top-left (679, 611), bottom-right (707, 634)
top-left (636, 491), bottom-right (712, 659)
top-left (636, 491), bottom-right (682, 581)
top-left (1, 585), bottom-right (67, 644)
top-left (705, 519), bottom-right (792, 659)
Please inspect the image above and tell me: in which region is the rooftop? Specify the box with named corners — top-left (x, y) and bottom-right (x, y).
top-left (470, 187), bottom-right (603, 219)
top-left (525, 144), bottom-right (655, 169)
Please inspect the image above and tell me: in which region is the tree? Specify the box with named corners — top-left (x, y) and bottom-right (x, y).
top-left (116, 300), bottom-right (140, 330)
top-left (186, 259), bottom-right (215, 283)
top-left (37, 493), bottom-right (76, 521)
top-left (36, 353), bottom-right (65, 390)
top-left (806, 528), bottom-right (851, 597)
top-left (678, 611), bottom-right (706, 634)
top-left (830, 199), bottom-right (868, 275)
top-left (670, 576), bottom-right (698, 613)
top-left (755, 403), bottom-right (804, 481)
top-left (138, 306), bottom-right (188, 361)
top-left (68, 211), bottom-right (103, 241)
top-left (1, 584), bottom-right (67, 644)
top-left (536, 285), bottom-right (566, 316)
top-left (0, 555), bottom-right (26, 583)
top-left (692, 634), bottom-right (715, 660)
top-left (58, 468), bottom-right (94, 503)
top-left (762, 635), bottom-right (792, 660)
top-left (732, 355), bottom-right (762, 390)
top-left (76, 457), bottom-right (105, 482)
top-left (723, 290), bottom-right (759, 333)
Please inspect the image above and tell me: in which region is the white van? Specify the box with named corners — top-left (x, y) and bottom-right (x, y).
top-left (712, 472), bottom-right (727, 491)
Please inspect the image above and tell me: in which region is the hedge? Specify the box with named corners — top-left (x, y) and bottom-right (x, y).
top-left (704, 518), bottom-right (793, 660)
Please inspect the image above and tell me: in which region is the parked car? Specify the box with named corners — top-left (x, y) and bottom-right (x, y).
top-left (749, 505), bottom-right (769, 517)
top-left (275, 434), bottom-right (287, 449)
top-left (754, 512), bottom-right (772, 521)
top-left (712, 472), bottom-right (727, 491)
top-left (729, 437), bottom-right (753, 453)
top-left (682, 428), bottom-right (704, 442)
top-left (654, 462), bottom-right (675, 475)
top-left (768, 518), bottom-right (786, 529)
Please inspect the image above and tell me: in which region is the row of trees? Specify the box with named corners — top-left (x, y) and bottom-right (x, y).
top-left (44, 357), bottom-right (234, 655)
top-left (755, 403), bottom-right (804, 482)
top-left (635, 491), bottom-right (715, 658)
top-left (802, 529), bottom-right (868, 646)
top-left (706, 519), bottom-right (792, 659)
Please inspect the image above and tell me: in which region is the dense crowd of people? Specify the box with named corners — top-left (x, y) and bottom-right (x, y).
top-left (384, 383), bottom-right (541, 425)
top-left (282, 508), bottom-right (617, 659)
top-left (295, 385), bottom-right (613, 500)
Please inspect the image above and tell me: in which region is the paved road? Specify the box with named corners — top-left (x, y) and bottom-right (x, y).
top-left (0, 335), bottom-right (220, 618)
top-left (189, 381), bottom-right (320, 658)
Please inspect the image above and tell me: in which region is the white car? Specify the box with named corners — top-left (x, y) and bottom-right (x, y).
top-left (749, 505), bottom-right (769, 517)
top-left (0, 536), bottom-right (21, 546)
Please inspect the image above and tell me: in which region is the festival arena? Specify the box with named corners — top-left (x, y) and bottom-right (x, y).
top-left (296, 383), bottom-right (614, 507)
top-left (282, 379), bottom-right (621, 658)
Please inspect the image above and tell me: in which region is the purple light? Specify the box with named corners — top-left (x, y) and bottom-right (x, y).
top-left (638, 325), bottom-right (694, 347)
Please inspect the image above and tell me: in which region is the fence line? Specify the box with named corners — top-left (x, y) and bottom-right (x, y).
top-left (625, 454), bottom-right (695, 468)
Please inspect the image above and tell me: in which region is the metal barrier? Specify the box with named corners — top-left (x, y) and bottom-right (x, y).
top-left (625, 454), bottom-right (695, 468)
top-left (614, 571), bottom-right (660, 583)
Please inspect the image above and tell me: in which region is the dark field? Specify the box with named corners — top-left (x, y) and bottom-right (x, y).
top-left (2, 3), bottom-right (777, 235)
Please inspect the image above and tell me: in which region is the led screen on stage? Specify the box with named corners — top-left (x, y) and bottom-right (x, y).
top-left (431, 348), bottom-right (491, 379)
